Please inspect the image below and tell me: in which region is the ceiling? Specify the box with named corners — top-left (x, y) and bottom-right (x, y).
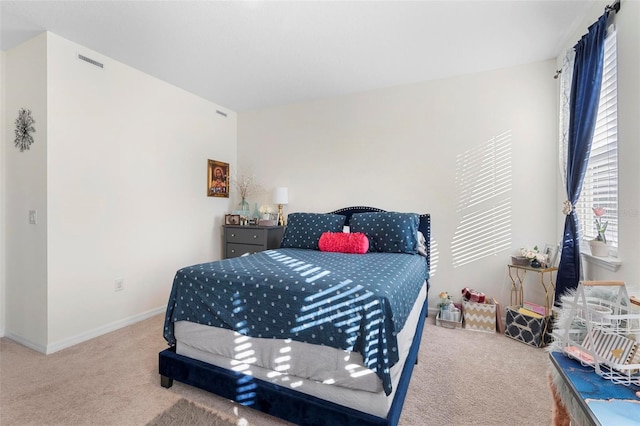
top-left (1, 1), bottom-right (596, 112)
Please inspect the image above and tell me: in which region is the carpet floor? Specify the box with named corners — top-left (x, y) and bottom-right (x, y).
top-left (0, 313), bottom-right (552, 425)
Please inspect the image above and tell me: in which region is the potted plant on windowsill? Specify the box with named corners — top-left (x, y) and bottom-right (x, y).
top-left (588, 207), bottom-right (609, 257)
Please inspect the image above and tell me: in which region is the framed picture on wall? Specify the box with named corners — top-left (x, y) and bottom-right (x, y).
top-left (208, 159), bottom-right (229, 197)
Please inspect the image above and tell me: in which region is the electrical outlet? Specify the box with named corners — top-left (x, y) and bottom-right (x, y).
top-left (114, 278), bottom-right (124, 292)
top-left (29, 210), bottom-right (37, 224)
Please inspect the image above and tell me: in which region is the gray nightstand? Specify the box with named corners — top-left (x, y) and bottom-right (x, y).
top-left (223, 225), bottom-right (285, 259)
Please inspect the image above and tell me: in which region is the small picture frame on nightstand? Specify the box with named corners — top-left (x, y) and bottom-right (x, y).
top-left (543, 243), bottom-right (559, 268)
top-left (225, 214), bottom-right (240, 225)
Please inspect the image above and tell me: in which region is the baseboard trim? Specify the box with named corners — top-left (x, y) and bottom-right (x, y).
top-left (4, 331), bottom-right (48, 353)
top-left (4, 306), bottom-right (165, 354)
top-left (44, 306), bottom-right (166, 354)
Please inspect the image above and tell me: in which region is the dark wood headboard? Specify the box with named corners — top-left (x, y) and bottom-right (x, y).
top-left (328, 206), bottom-right (431, 268)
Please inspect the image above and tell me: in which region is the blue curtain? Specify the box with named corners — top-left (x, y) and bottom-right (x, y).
top-left (556, 12), bottom-right (609, 299)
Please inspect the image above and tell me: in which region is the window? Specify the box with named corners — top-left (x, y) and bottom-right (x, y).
top-left (576, 28), bottom-right (618, 253)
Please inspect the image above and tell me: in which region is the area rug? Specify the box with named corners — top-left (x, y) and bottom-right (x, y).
top-left (147, 398), bottom-right (238, 426)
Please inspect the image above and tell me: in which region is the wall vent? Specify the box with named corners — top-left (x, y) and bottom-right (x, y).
top-left (77, 54), bottom-right (104, 69)
top-left (216, 110), bottom-right (227, 117)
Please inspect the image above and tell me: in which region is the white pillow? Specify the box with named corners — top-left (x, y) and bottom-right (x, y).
top-left (417, 231), bottom-right (428, 258)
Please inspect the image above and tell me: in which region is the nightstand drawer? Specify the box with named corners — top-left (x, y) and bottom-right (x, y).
top-left (226, 243), bottom-right (262, 258)
top-left (225, 228), bottom-right (267, 245)
top-left (222, 225), bottom-right (284, 259)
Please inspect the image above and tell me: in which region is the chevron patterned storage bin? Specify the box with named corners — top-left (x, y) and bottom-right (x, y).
top-left (462, 300), bottom-right (496, 332)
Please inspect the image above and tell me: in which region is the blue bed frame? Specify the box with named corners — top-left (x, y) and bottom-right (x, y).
top-left (159, 207), bottom-right (431, 426)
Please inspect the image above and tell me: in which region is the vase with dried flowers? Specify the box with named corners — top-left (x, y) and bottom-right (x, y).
top-left (589, 207), bottom-right (609, 256)
top-left (231, 171), bottom-right (260, 215)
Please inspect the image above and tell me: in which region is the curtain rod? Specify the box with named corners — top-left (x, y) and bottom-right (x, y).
top-left (554, 0), bottom-right (620, 78)
top-left (605, 0), bottom-right (620, 14)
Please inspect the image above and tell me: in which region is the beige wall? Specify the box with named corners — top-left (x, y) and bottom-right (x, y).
top-left (2, 33), bottom-right (238, 352)
top-left (238, 60), bottom-right (559, 310)
top-left (3, 33), bottom-right (49, 348)
top-left (1, 50), bottom-right (6, 337)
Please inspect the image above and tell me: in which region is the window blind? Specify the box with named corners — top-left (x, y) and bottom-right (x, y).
top-left (577, 28), bottom-right (618, 251)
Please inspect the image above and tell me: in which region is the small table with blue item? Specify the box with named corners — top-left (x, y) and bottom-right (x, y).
top-left (549, 351), bottom-right (640, 425)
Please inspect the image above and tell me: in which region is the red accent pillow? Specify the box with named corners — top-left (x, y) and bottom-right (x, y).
top-left (318, 232), bottom-right (369, 254)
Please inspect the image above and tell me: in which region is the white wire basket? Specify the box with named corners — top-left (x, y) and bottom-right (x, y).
top-left (556, 282), bottom-right (640, 387)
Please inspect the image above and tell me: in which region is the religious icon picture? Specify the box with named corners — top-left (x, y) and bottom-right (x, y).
top-left (208, 159), bottom-right (229, 198)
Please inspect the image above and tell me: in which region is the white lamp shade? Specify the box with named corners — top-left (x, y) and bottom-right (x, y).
top-left (273, 187), bottom-right (288, 205)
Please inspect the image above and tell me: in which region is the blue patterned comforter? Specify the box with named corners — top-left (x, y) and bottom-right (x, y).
top-left (163, 248), bottom-right (429, 395)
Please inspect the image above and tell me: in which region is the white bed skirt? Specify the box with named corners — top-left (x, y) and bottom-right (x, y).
top-left (175, 282), bottom-right (426, 418)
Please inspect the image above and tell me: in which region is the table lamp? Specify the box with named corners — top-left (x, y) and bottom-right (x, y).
top-left (273, 187), bottom-right (288, 226)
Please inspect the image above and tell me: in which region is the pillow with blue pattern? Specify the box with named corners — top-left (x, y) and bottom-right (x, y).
top-left (281, 213), bottom-right (347, 250)
top-left (350, 212), bottom-right (419, 254)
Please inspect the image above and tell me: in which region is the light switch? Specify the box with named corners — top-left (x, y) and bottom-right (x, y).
top-left (29, 210), bottom-right (37, 224)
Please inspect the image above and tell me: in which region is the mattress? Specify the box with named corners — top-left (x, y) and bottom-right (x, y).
top-left (175, 282), bottom-right (426, 418)
top-left (164, 248), bottom-right (429, 395)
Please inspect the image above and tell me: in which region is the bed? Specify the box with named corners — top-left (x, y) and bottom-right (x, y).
top-left (159, 206), bottom-right (431, 425)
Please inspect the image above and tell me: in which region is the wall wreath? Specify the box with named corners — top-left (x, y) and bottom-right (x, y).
top-left (14, 108), bottom-right (36, 152)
